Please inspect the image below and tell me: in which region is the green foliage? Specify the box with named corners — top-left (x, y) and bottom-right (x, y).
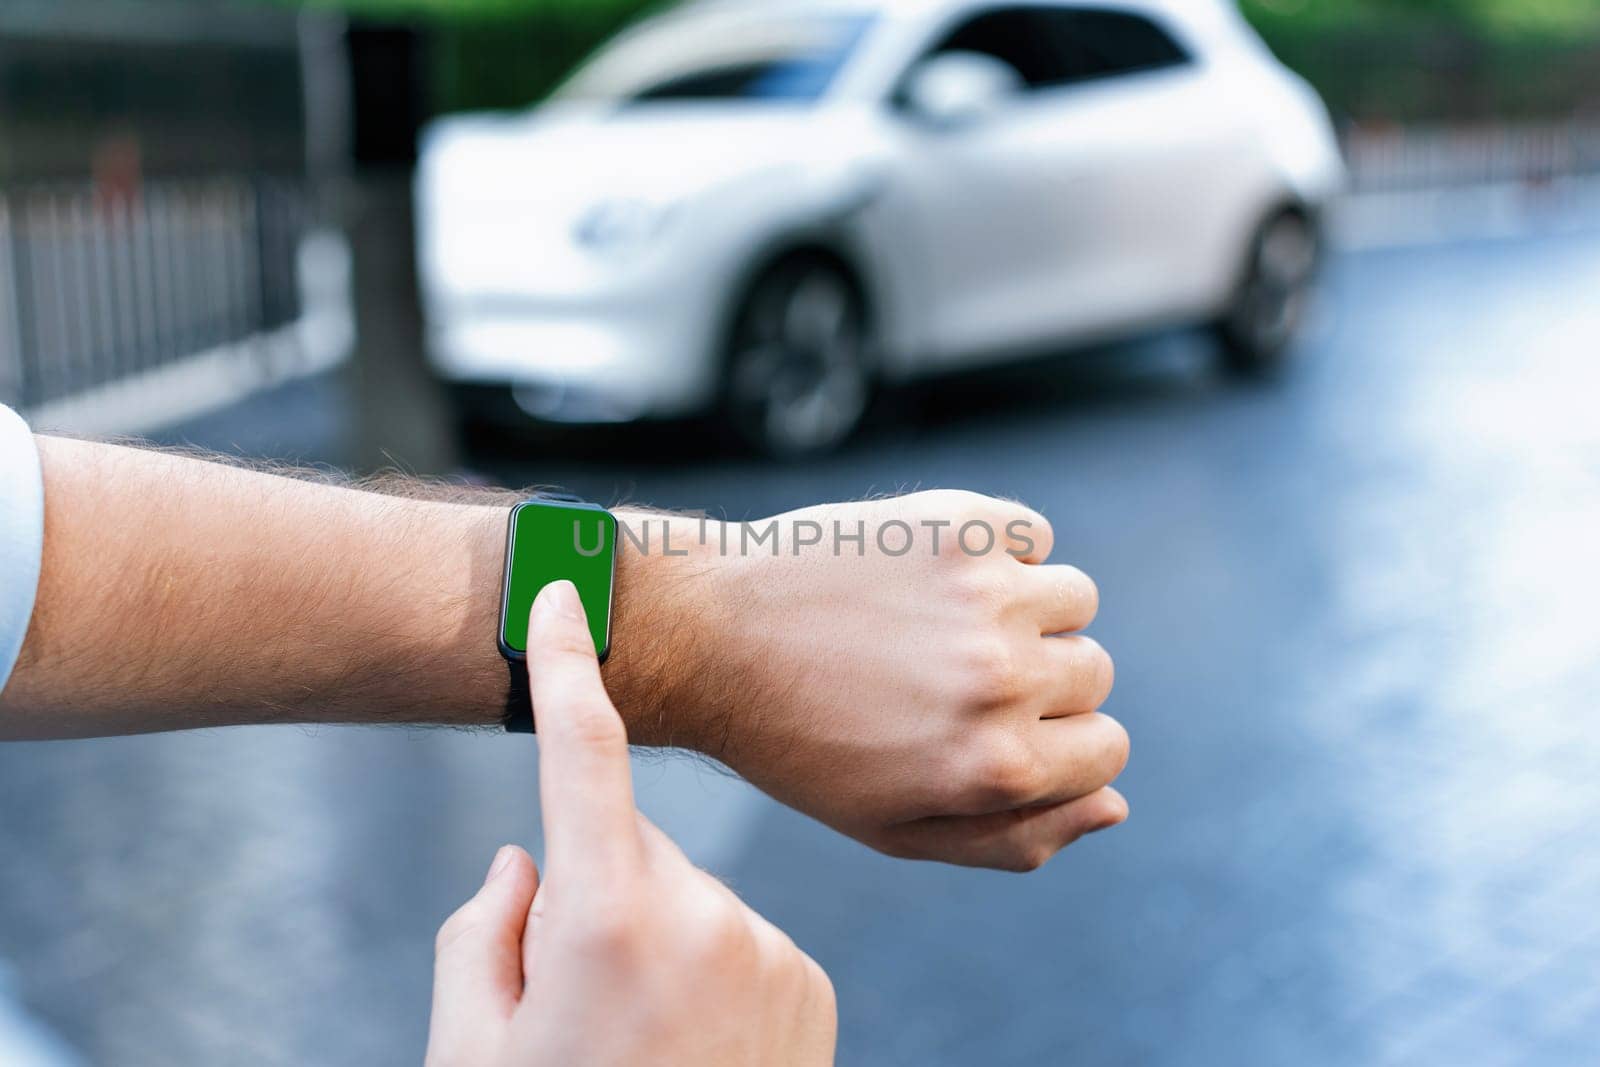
top-left (256, 0), bottom-right (661, 111)
top-left (1240, 0), bottom-right (1600, 35)
top-left (1241, 0), bottom-right (1600, 120)
top-left (432, 4), bottom-right (653, 111)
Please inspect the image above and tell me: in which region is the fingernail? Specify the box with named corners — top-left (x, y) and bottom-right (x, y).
top-left (532, 579), bottom-right (582, 624)
top-left (485, 845), bottom-right (515, 885)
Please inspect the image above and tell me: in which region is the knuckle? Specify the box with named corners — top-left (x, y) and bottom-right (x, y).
top-left (767, 932), bottom-right (835, 1011)
top-left (985, 494), bottom-right (1046, 534)
top-left (928, 488), bottom-right (990, 513)
top-left (964, 734), bottom-right (1041, 808)
top-left (889, 488), bottom-right (946, 519)
top-left (804, 955), bottom-right (837, 1010)
top-left (1006, 510), bottom-right (1053, 556)
top-left (688, 904), bottom-right (756, 967)
top-left (776, 943), bottom-right (837, 1010)
top-left (754, 919), bottom-right (803, 968)
top-left (952, 565), bottom-right (1010, 614)
top-left (959, 635), bottom-right (1023, 709)
top-left (906, 489), bottom-right (994, 529)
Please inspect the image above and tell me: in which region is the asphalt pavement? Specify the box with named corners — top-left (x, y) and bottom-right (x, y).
top-left (2, 216), bottom-right (1599, 1065)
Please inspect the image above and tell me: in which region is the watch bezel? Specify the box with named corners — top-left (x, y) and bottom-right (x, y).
top-left (497, 498), bottom-right (616, 665)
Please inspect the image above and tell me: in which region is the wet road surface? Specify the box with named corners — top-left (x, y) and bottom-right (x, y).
top-left (2, 220), bottom-right (1599, 1065)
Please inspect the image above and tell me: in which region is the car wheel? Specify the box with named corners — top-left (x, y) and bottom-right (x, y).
top-left (1216, 209), bottom-right (1321, 375)
top-left (724, 255), bottom-right (873, 458)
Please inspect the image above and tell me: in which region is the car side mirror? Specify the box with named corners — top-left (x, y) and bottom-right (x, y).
top-left (901, 51), bottom-right (1023, 129)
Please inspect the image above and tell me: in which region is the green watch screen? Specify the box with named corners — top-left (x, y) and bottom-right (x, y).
top-left (500, 501), bottom-right (617, 659)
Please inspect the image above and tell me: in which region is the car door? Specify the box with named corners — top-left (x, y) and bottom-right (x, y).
top-left (1031, 6), bottom-right (1232, 329)
top-left (885, 3), bottom-right (1213, 365)
top-left (884, 5), bottom-right (1089, 365)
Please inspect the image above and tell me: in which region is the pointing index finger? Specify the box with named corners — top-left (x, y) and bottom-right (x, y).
top-left (527, 580), bottom-right (639, 879)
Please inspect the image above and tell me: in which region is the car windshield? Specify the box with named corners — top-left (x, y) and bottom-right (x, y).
top-left (557, 11), bottom-right (877, 106)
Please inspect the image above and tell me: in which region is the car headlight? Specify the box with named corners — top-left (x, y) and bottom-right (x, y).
top-left (571, 198), bottom-right (676, 253)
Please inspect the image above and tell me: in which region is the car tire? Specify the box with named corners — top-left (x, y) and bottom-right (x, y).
top-left (1215, 209), bottom-right (1321, 376)
top-left (723, 254), bottom-right (874, 458)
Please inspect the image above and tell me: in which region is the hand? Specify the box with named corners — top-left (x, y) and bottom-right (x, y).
top-left (426, 581), bottom-right (836, 1067)
top-left (606, 491), bottom-right (1128, 872)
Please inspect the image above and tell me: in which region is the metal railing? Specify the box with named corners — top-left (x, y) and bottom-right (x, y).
top-left (1345, 120), bottom-right (1600, 193)
top-left (0, 176), bottom-right (307, 412)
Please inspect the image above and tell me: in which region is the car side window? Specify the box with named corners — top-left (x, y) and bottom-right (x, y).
top-left (1042, 8), bottom-right (1191, 85)
top-left (921, 5), bottom-right (1191, 93)
top-left (924, 8), bottom-right (1069, 90)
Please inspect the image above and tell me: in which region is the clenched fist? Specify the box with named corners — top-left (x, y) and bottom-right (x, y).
top-left (605, 490), bottom-right (1129, 871)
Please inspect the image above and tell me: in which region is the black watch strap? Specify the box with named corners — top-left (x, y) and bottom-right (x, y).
top-left (504, 658), bottom-right (534, 734)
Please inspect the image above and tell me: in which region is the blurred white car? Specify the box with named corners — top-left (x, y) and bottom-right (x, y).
top-left (418, 0), bottom-right (1343, 455)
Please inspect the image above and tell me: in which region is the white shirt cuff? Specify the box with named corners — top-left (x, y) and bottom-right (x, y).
top-left (0, 405), bottom-right (44, 696)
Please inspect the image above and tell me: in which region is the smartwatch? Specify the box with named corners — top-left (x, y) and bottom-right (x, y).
top-left (498, 495), bottom-right (618, 733)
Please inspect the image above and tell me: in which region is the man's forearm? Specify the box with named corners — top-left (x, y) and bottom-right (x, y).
top-left (0, 437), bottom-right (700, 740)
top-left (0, 436), bottom-right (509, 737)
